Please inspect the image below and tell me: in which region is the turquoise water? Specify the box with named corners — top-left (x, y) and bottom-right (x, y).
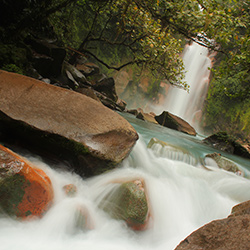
top-left (0, 113), bottom-right (250, 250)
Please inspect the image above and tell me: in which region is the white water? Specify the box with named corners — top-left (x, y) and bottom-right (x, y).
top-left (1, 119), bottom-right (250, 250)
top-left (163, 42), bottom-right (212, 131)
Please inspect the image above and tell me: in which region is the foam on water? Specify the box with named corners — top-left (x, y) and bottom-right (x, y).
top-left (1, 137), bottom-right (250, 250)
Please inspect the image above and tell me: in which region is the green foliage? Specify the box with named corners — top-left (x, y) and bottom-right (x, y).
top-left (1, 64), bottom-right (24, 75)
top-left (0, 0), bottom-right (249, 138)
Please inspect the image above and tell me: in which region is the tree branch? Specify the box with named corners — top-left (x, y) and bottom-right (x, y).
top-left (67, 46), bottom-right (143, 71)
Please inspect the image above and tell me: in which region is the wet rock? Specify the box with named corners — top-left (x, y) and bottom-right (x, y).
top-left (0, 144), bottom-right (54, 218)
top-left (175, 214), bottom-right (250, 250)
top-left (63, 184), bottom-right (77, 197)
top-left (100, 179), bottom-right (149, 230)
top-left (115, 98), bottom-right (127, 112)
top-left (74, 205), bottom-right (94, 231)
top-left (230, 200), bottom-right (250, 217)
top-left (155, 111), bottom-right (196, 136)
top-left (0, 70), bottom-right (138, 177)
top-left (175, 200), bottom-right (250, 250)
top-left (76, 88), bottom-right (101, 102)
top-left (136, 111), bottom-right (158, 124)
top-left (204, 152), bottom-right (244, 176)
top-left (127, 109), bottom-right (140, 116)
top-left (203, 132), bottom-right (250, 159)
top-left (147, 137), bottom-right (198, 166)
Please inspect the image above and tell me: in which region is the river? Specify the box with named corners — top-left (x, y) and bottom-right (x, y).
top-left (1, 112), bottom-right (250, 250)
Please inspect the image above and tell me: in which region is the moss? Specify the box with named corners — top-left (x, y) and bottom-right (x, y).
top-left (0, 111), bottom-right (117, 177)
top-left (0, 43), bottom-right (28, 71)
top-left (101, 182), bottom-right (148, 225)
top-left (1, 64), bottom-right (24, 74)
top-left (0, 174), bottom-right (27, 216)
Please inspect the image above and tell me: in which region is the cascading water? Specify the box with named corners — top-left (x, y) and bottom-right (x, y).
top-left (1, 114), bottom-right (250, 250)
top-left (163, 42), bottom-right (213, 132)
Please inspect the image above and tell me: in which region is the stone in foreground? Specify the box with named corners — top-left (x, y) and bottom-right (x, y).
top-left (0, 70), bottom-right (138, 177)
top-left (0, 144), bottom-right (54, 218)
top-left (99, 179), bottom-right (150, 230)
top-left (175, 199), bottom-right (250, 250)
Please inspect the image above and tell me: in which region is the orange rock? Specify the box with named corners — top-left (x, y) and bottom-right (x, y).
top-left (0, 144), bottom-right (54, 218)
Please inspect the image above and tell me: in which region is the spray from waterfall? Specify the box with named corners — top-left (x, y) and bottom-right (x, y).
top-left (163, 42), bottom-right (214, 133)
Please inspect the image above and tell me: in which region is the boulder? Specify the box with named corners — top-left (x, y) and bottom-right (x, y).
top-left (92, 77), bottom-right (118, 102)
top-left (204, 152), bottom-right (244, 176)
top-left (203, 132), bottom-right (250, 159)
top-left (76, 62), bottom-right (100, 77)
top-left (230, 200), bottom-right (250, 217)
top-left (63, 184), bottom-right (77, 197)
top-left (27, 38), bottom-right (66, 77)
top-left (0, 70), bottom-right (138, 177)
top-left (76, 88), bottom-right (101, 102)
top-left (155, 111), bottom-right (196, 136)
top-left (0, 144), bottom-right (54, 218)
top-left (63, 62), bottom-right (89, 88)
top-left (175, 200), bottom-right (250, 250)
top-left (74, 205), bottom-right (94, 231)
top-left (136, 111), bottom-right (158, 124)
top-left (100, 179), bottom-right (150, 230)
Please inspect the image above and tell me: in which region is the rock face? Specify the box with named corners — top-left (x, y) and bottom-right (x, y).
top-left (203, 132), bottom-right (250, 159)
top-left (100, 179), bottom-right (149, 230)
top-left (175, 200), bottom-right (250, 250)
top-left (155, 111), bottom-right (196, 136)
top-left (0, 144), bottom-right (54, 218)
top-left (0, 70), bottom-right (138, 177)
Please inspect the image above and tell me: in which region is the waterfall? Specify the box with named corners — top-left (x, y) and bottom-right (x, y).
top-left (163, 42), bottom-right (212, 132)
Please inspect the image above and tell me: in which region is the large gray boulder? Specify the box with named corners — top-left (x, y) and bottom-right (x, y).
top-left (0, 70), bottom-right (138, 177)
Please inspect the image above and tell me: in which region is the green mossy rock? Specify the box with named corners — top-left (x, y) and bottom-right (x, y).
top-left (100, 179), bottom-right (149, 230)
top-left (203, 132), bottom-right (250, 159)
top-left (205, 152), bottom-right (244, 176)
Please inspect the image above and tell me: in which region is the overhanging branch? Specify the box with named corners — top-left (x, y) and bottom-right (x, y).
top-left (67, 47), bottom-right (142, 71)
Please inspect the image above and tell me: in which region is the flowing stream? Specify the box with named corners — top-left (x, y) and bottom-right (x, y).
top-left (1, 113), bottom-right (250, 250)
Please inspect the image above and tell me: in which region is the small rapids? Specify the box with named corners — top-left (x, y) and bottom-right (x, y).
top-left (1, 131), bottom-right (250, 250)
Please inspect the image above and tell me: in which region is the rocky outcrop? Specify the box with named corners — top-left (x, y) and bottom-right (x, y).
top-left (0, 70), bottom-right (138, 177)
top-left (204, 152), bottom-right (244, 176)
top-left (155, 111), bottom-right (196, 136)
top-left (99, 179), bottom-right (150, 230)
top-left (175, 200), bottom-right (250, 250)
top-left (0, 144), bottom-right (54, 218)
top-left (203, 132), bottom-right (250, 159)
